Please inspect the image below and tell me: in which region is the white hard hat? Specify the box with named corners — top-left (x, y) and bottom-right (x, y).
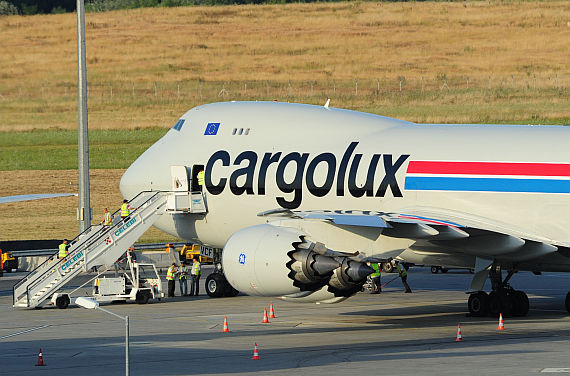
top-left (391, 259), bottom-right (396, 265)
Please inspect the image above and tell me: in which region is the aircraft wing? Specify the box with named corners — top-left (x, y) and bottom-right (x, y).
top-left (258, 207), bottom-right (567, 265)
top-left (0, 193), bottom-right (78, 204)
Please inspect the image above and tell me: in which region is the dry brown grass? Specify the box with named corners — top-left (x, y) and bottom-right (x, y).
top-left (0, 169), bottom-right (171, 242)
top-left (0, 1), bottom-right (568, 130)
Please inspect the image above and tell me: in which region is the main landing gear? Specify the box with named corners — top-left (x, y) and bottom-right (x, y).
top-left (467, 266), bottom-right (529, 317)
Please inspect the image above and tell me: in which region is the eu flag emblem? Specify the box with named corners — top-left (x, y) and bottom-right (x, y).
top-left (204, 122), bottom-right (220, 135)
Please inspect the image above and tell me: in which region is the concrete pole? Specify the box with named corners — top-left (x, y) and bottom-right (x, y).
top-left (125, 315), bottom-right (130, 376)
top-left (77, 0), bottom-right (91, 233)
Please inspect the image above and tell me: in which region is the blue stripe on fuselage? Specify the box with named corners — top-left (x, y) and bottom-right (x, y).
top-left (405, 177), bottom-right (570, 194)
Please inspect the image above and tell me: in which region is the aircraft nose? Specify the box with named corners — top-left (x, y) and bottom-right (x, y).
top-left (120, 133), bottom-right (176, 199)
top-left (120, 158), bottom-right (147, 200)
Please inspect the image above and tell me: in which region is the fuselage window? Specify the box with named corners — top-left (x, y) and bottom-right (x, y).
top-left (245, 128), bottom-right (250, 135)
top-left (232, 128), bottom-right (237, 135)
top-left (238, 128), bottom-right (243, 135)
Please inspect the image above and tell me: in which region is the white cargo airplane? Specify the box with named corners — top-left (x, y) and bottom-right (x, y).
top-left (120, 101), bottom-right (570, 317)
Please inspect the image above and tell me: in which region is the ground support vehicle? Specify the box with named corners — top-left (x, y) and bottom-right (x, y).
top-left (90, 254), bottom-right (163, 304)
top-left (431, 265), bottom-right (474, 274)
top-left (1, 250), bottom-right (18, 274)
top-left (178, 244), bottom-right (214, 264)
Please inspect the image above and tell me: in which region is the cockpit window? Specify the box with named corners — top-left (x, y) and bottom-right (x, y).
top-left (173, 119), bottom-right (185, 131)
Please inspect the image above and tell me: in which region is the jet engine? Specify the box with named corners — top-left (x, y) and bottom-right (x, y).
top-left (222, 224), bottom-right (373, 301)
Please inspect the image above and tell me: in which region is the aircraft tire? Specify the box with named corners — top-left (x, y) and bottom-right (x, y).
top-left (488, 291), bottom-right (501, 316)
top-left (382, 262), bottom-right (394, 273)
top-left (468, 291), bottom-right (488, 317)
top-left (490, 291), bottom-right (512, 317)
top-left (512, 290), bottom-right (529, 316)
top-left (206, 273), bottom-right (226, 298)
top-left (565, 292), bottom-right (570, 313)
top-left (224, 285), bottom-right (239, 297)
top-left (440, 267), bottom-right (448, 273)
top-left (431, 266), bottom-right (439, 274)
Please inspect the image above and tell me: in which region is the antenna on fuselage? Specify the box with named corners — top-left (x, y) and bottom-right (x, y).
top-left (324, 98), bottom-right (330, 109)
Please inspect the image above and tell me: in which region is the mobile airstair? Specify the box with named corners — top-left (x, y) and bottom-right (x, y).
top-left (12, 189), bottom-right (206, 309)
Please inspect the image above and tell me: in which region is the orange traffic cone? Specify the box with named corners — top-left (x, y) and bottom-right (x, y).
top-left (222, 316), bottom-right (230, 333)
top-left (497, 313), bottom-right (505, 330)
top-left (252, 342), bottom-right (260, 360)
top-left (36, 348), bottom-right (46, 366)
top-left (456, 323), bottom-right (463, 341)
top-left (262, 307), bottom-right (270, 323)
top-left (268, 302), bottom-right (276, 319)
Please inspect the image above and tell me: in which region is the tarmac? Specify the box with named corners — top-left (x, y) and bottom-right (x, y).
top-left (2, 267), bottom-right (570, 375)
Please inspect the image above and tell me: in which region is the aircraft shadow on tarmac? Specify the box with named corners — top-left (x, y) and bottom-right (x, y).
top-left (2, 329), bottom-right (563, 375)
top-left (342, 297), bottom-right (568, 324)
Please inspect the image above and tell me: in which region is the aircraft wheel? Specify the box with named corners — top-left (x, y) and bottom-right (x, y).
top-left (224, 284), bottom-right (239, 297)
top-left (206, 273), bottom-right (225, 298)
top-left (431, 266), bottom-right (439, 274)
top-left (565, 292), bottom-right (570, 313)
top-left (440, 267), bottom-right (448, 273)
top-left (488, 291), bottom-right (501, 316)
top-left (490, 291), bottom-right (512, 317)
top-left (382, 262), bottom-right (394, 273)
top-left (468, 291), bottom-right (488, 316)
top-left (513, 290), bottom-right (529, 316)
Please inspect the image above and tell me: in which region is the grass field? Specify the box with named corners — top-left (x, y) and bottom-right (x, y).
top-left (0, 128), bottom-right (167, 170)
top-left (1, 1), bottom-right (569, 131)
top-left (0, 1), bottom-right (568, 241)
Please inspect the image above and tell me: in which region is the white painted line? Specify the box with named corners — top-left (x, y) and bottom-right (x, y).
top-left (541, 368), bottom-right (570, 373)
top-left (0, 325), bottom-right (50, 340)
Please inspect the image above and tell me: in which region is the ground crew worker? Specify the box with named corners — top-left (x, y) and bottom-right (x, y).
top-left (179, 261), bottom-right (189, 296)
top-left (127, 246), bottom-right (137, 263)
top-left (190, 256), bottom-right (201, 296)
top-left (103, 208), bottom-right (113, 226)
top-left (370, 262), bottom-right (381, 294)
top-left (120, 199), bottom-right (132, 221)
top-left (197, 169), bottom-right (205, 187)
top-left (58, 239), bottom-right (69, 259)
top-left (166, 262), bottom-right (178, 297)
top-left (393, 260), bottom-right (412, 293)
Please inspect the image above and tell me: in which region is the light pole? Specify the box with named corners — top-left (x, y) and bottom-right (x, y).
top-left (75, 297), bottom-right (129, 376)
top-left (77, 0), bottom-right (91, 233)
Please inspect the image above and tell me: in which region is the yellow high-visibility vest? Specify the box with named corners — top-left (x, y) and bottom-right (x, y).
top-left (192, 261), bottom-right (201, 275)
top-left (121, 203), bottom-right (130, 217)
top-left (179, 265), bottom-right (187, 279)
top-left (397, 263), bottom-right (408, 278)
top-left (197, 171), bottom-right (205, 186)
top-left (105, 212), bottom-right (113, 225)
top-left (166, 266), bottom-right (176, 280)
top-left (58, 243), bottom-right (68, 259)
top-left (370, 263), bottom-right (380, 277)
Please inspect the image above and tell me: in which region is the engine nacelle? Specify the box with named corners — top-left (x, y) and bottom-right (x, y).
top-left (222, 224), bottom-right (374, 300)
top-left (222, 224), bottom-right (306, 296)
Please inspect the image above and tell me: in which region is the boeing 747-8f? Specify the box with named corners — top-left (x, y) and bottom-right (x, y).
top-left (120, 101), bottom-right (570, 316)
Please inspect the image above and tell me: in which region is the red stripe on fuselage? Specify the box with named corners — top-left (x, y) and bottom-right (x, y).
top-left (407, 161), bottom-right (570, 177)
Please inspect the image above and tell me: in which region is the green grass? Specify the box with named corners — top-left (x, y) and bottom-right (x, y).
top-left (0, 128), bottom-right (168, 170)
